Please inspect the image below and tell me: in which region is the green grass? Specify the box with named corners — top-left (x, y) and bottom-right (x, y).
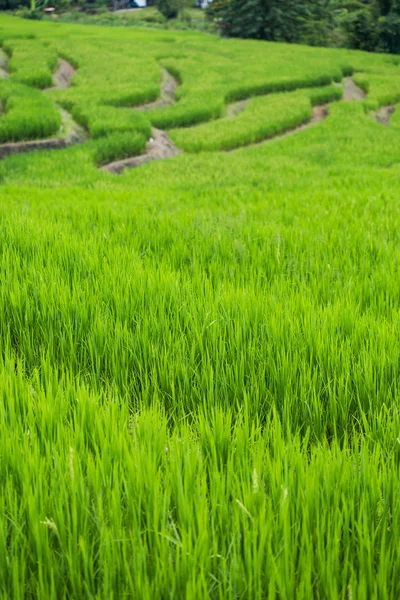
top-left (1, 13), bottom-right (400, 599)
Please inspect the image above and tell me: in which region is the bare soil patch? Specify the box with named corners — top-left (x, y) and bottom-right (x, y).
top-left (101, 127), bottom-right (180, 173)
top-left (0, 49), bottom-right (8, 79)
top-left (342, 78), bottom-right (366, 101)
top-left (135, 68), bottom-right (178, 111)
top-left (51, 59), bottom-right (76, 90)
top-left (374, 105), bottom-right (395, 125)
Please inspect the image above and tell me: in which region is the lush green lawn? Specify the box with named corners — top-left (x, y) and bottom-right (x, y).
top-left (1, 14), bottom-right (400, 598)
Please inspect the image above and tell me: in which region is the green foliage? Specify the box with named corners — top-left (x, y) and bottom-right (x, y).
top-left (5, 38), bottom-right (56, 88)
top-left (156, 0), bottom-right (178, 19)
top-left (0, 80), bottom-right (61, 142)
top-left (380, 0), bottom-right (400, 53)
top-left (51, 7), bottom-right (214, 32)
top-left (223, 73), bottom-right (336, 103)
top-left (14, 8), bottom-right (43, 19)
top-left (0, 0), bottom-right (29, 9)
top-left (93, 131), bottom-right (147, 164)
top-left (308, 83), bottom-right (343, 104)
top-left (208, 0), bottom-right (335, 43)
top-left (147, 97), bottom-right (224, 128)
top-left (170, 85), bottom-right (343, 152)
top-left (1, 15), bottom-right (400, 598)
top-left (170, 90), bottom-right (312, 151)
top-left (72, 104), bottom-right (152, 138)
top-left (339, 0), bottom-right (381, 51)
top-left (207, 0), bottom-right (400, 53)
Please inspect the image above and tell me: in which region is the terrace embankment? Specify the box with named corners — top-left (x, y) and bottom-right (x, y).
top-left (342, 77), bottom-right (366, 101)
top-left (339, 76), bottom-right (395, 124)
top-left (0, 109), bottom-right (86, 159)
top-left (101, 67), bottom-right (181, 172)
top-left (0, 50), bottom-right (8, 79)
top-left (226, 99), bottom-right (250, 117)
top-left (51, 58), bottom-right (76, 90)
top-left (229, 76), bottom-right (395, 152)
top-left (135, 68), bottom-right (178, 111)
top-left (0, 57), bottom-right (86, 159)
top-left (374, 104), bottom-right (396, 125)
top-left (1, 60), bottom-right (396, 167)
top-left (229, 103), bottom-right (329, 152)
top-left (101, 77), bottom-right (366, 169)
top-left (101, 127), bottom-right (180, 173)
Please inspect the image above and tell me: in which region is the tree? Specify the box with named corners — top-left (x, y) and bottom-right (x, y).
top-left (156, 0), bottom-right (192, 19)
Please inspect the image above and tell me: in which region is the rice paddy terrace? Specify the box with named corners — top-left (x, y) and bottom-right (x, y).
top-left (1, 13), bottom-right (400, 598)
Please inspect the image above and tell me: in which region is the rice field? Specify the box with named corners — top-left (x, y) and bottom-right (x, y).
top-left (1, 13), bottom-right (400, 599)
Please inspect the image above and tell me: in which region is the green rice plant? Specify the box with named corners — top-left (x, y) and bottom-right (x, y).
top-left (223, 73), bottom-right (335, 103)
top-left (389, 103), bottom-right (400, 127)
top-left (72, 104), bottom-right (152, 139)
top-left (0, 80), bottom-right (61, 142)
top-left (1, 14), bottom-right (400, 599)
top-left (0, 380), bottom-right (398, 598)
top-left (49, 39), bottom-right (161, 109)
top-left (92, 131), bottom-right (147, 165)
top-left (308, 83), bottom-right (343, 105)
top-left (353, 67), bottom-right (400, 110)
top-left (146, 96), bottom-right (224, 129)
top-left (168, 85), bottom-right (343, 153)
top-left (169, 90), bottom-right (312, 152)
top-left (4, 38), bottom-right (57, 89)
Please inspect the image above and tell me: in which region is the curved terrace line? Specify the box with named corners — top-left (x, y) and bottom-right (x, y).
top-left (339, 77), bottom-right (395, 124)
top-left (0, 57), bottom-right (86, 159)
top-left (227, 104), bottom-right (330, 153)
top-left (0, 109), bottom-right (86, 160)
top-left (0, 49), bottom-right (8, 79)
top-left (135, 68), bottom-right (178, 111)
top-left (51, 58), bottom-right (76, 90)
top-left (99, 77), bottom-right (370, 172)
top-left (227, 78), bottom-right (368, 150)
top-left (101, 127), bottom-right (180, 173)
top-left (0, 62), bottom-right (396, 168)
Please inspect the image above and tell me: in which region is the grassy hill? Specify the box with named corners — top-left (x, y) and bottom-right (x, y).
top-left (1, 14), bottom-right (400, 598)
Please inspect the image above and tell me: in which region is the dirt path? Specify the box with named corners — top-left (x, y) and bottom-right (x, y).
top-left (227, 76), bottom-right (381, 152)
top-left (0, 49), bottom-right (8, 79)
top-left (228, 105), bottom-right (329, 153)
top-left (103, 78), bottom-right (361, 169)
top-left (342, 77), bottom-right (366, 101)
top-left (50, 58), bottom-right (76, 90)
top-left (374, 105), bottom-right (395, 125)
top-left (135, 68), bottom-right (178, 111)
top-left (101, 127), bottom-right (180, 174)
top-left (226, 99), bottom-right (249, 117)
